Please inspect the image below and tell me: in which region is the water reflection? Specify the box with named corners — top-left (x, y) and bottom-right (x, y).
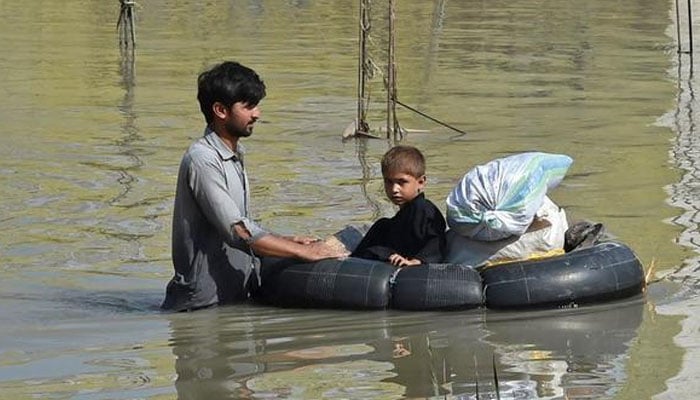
top-left (355, 138), bottom-right (385, 221)
top-left (484, 301), bottom-right (644, 399)
top-left (0, 0), bottom-right (691, 398)
top-left (665, 48), bottom-right (700, 278)
top-left (167, 300), bottom-right (643, 399)
top-left (113, 33), bottom-right (141, 206)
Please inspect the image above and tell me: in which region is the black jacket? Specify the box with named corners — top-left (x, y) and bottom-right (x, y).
top-left (351, 193), bottom-right (446, 264)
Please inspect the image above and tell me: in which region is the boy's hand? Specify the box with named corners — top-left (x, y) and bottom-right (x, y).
top-left (388, 254), bottom-right (422, 267)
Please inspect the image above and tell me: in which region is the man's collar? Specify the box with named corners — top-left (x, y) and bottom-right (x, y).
top-left (203, 126), bottom-right (246, 161)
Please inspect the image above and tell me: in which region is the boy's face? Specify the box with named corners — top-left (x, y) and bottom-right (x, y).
top-left (383, 171), bottom-right (426, 207)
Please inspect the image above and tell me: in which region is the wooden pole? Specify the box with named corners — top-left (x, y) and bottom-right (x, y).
top-left (688, 0), bottom-right (694, 54)
top-left (676, 0), bottom-right (694, 54)
top-left (677, 0), bottom-right (683, 53)
top-left (357, 0), bottom-right (366, 134)
top-left (387, 0), bottom-right (397, 140)
top-left (118, 0), bottom-right (136, 49)
top-left (354, 0), bottom-right (373, 136)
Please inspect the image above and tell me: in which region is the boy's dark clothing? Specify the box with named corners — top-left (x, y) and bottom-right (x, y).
top-left (351, 193), bottom-right (446, 264)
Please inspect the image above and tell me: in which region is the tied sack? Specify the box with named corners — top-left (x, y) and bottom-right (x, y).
top-left (445, 152), bottom-right (573, 241)
top-left (443, 195), bottom-right (568, 267)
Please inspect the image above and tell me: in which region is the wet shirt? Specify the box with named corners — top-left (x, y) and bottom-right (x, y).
top-left (351, 193), bottom-right (447, 264)
top-left (162, 127), bottom-right (268, 311)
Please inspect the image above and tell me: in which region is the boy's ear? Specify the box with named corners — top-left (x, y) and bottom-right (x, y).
top-left (417, 175), bottom-right (427, 189)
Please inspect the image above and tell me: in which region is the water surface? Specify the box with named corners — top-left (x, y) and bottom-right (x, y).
top-left (0, 0), bottom-right (698, 398)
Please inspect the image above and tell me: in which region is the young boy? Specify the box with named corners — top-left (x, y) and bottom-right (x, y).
top-left (351, 145), bottom-right (447, 266)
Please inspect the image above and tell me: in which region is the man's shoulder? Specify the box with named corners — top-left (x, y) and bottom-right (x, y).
top-left (187, 135), bottom-right (213, 151)
top-left (183, 137), bottom-right (218, 161)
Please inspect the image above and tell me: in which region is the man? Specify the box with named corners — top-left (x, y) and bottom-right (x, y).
top-left (162, 61), bottom-right (347, 311)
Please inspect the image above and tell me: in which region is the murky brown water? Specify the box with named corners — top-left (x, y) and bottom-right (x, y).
top-left (0, 0), bottom-right (698, 398)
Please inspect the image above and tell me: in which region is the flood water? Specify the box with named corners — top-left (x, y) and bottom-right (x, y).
top-left (0, 0), bottom-right (699, 398)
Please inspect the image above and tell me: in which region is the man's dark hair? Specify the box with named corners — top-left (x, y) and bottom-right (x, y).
top-left (197, 61), bottom-right (266, 124)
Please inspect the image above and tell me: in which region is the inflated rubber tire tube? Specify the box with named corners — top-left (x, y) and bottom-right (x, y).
top-left (257, 257), bottom-right (395, 309)
top-left (480, 241), bottom-right (645, 309)
top-left (391, 264), bottom-right (483, 310)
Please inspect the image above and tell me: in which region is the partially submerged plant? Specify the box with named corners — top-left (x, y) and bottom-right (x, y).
top-left (644, 258), bottom-right (658, 290)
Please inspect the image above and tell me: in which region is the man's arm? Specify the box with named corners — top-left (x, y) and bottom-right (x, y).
top-left (233, 223), bottom-right (348, 262)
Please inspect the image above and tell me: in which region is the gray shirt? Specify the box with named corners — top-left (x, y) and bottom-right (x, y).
top-left (162, 127), bottom-right (268, 311)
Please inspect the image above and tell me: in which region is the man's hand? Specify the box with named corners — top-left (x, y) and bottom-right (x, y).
top-left (388, 254), bottom-right (422, 267)
top-left (287, 235), bottom-right (321, 245)
top-left (304, 240), bottom-right (350, 261)
top-left (242, 226), bottom-right (348, 261)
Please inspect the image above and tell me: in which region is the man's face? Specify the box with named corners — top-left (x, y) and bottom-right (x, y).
top-left (383, 171), bottom-right (426, 207)
top-left (223, 101), bottom-right (261, 138)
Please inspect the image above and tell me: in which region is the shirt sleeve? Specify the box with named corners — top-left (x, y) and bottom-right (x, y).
top-left (413, 237), bottom-right (444, 264)
top-left (187, 151), bottom-right (268, 247)
top-left (350, 218), bottom-right (396, 261)
top-left (412, 201), bottom-right (447, 263)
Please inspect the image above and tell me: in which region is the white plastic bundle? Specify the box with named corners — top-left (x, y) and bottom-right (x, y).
top-left (443, 196), bottom-right (569, 266)
top-left (446, 152), bottom-right (573, 241)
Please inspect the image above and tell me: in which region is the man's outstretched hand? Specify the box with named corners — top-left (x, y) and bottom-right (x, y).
top-left (304, 239), bottom-right (350, 261)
